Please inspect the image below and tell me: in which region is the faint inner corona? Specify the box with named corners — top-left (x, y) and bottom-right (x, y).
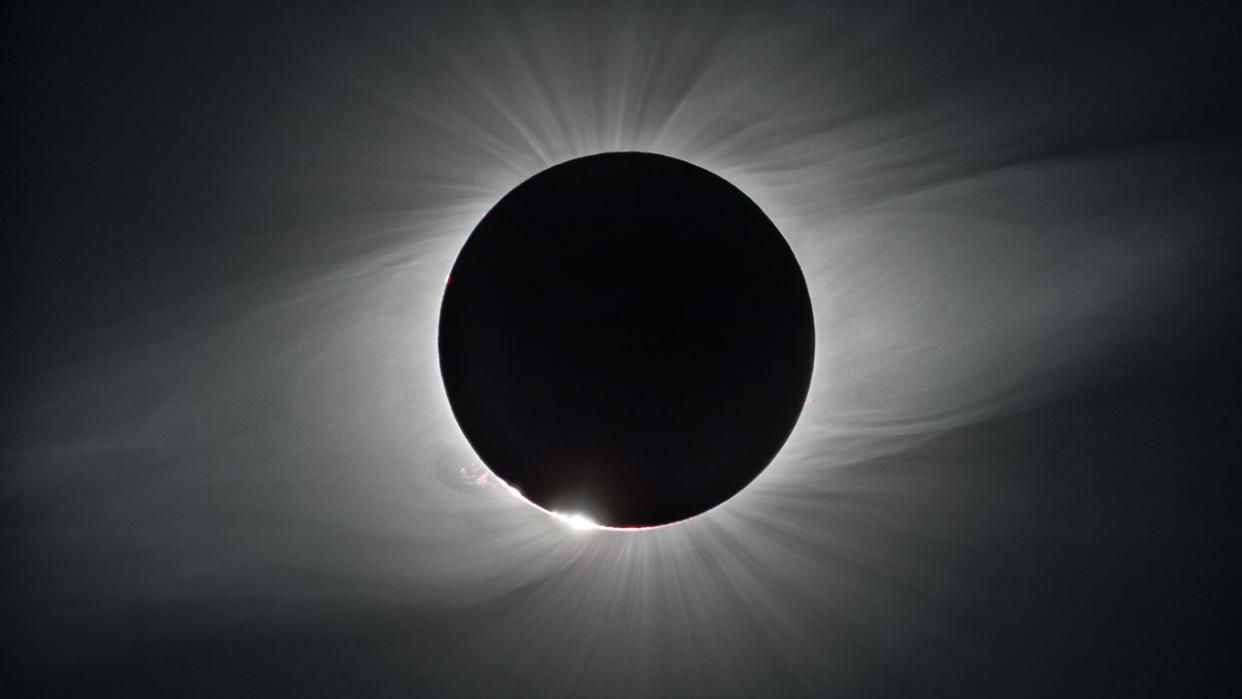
top-left (438, 152), bottom-right (814, 529)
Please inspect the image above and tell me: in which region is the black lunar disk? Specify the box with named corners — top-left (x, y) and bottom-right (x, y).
top-left (439, 152), bottom-right (814, 528)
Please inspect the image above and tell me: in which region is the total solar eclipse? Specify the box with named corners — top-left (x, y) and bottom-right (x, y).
top-left (439, 152), bottom-right (814, 528)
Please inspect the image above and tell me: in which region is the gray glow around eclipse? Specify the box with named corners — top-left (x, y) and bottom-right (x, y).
top-left (8, 2), bottom-right (1239, 696)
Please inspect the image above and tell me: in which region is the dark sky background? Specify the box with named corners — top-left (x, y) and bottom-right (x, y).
top-left (6, 1), bottom-right (1242, 696)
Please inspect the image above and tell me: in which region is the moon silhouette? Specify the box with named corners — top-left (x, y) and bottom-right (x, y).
top-left (439, 152), bottom-right (815, 527)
